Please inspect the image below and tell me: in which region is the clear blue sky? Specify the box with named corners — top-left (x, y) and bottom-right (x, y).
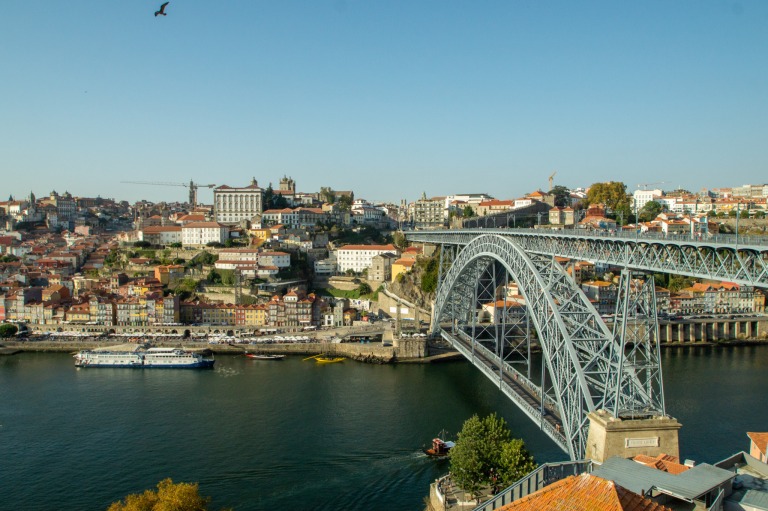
top-left (2, 1), bottom-right (767, 205)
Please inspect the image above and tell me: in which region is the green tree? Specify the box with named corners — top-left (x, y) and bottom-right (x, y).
top-left (0, 323), bottom-right (19, 338)
top-left (668, 275), bottom-right (694, 293)
top-left (584, 182), bottom-right (631, 217)
top-left (550, 185), bottom-right (571, 208)
top-left (755, 211), bottom-right (766, 219)
top-left (107, 478), bottom-right (230, 511)
top-left (497, 438), bottom-right (538, 486)
top-left (392, 231), bottom-right (408, 250)
top-left (638, 201), bottom-right (663, 222)
top-left (450, 413), bottom-right (536, 498)
top-left (337, 194), bottom-right (353, 211)
top-left (463, 205), bottom-right (475, 217)
top-left (419, 256), bottom-right (439, 294)
top-left (357, 282), bottom-right (372, 296)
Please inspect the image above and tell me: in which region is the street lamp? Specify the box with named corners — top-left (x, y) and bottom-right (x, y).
top-left (736, 202), bottom-right (740, 247)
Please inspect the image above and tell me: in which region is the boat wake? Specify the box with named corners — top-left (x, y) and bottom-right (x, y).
top-left (215, 367), bottom-right (240, 378)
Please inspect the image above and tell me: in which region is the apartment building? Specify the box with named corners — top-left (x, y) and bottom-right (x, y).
top-left (181, 222), bottom-right (228, 246)
top-left (335, 244), bottom-right (399, 273)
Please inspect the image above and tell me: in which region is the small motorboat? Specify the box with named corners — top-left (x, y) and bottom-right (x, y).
top-left (423, 434), bottom-right (455, 458)
top-left (245, 353), bottom-right (285, 360)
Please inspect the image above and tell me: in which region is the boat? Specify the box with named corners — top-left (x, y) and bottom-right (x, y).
top-left (423, 432), bottom-right (455, 458)
top-left (303, 353), bottom-right (346, 363)
top-left (245, 353), bottom-right (285, 360)
top-left (74, 345), bottom-right (214, 369)
top-left (315, 356), bottom-right (345, 364)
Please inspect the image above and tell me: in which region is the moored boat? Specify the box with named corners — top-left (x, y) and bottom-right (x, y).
top-left (245, 353), bottom-right (285, 360)
top-left (315, 355), bottom-right (345, 364)
top-left (74, 345), bottom-right (214, 369)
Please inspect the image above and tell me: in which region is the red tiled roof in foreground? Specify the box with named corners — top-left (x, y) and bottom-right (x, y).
top-left (633, 454), bottom-right (690, 475)
top-left (497, 473), bottom-right (673, 511)
top-left (748, 432), bottom-right (768, 456)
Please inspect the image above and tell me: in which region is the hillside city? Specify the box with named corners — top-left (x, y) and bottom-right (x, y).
top-left (0, 177), bottom-right (766, 334)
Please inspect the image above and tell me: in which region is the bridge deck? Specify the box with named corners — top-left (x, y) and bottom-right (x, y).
top-left (441, 329), bottom-right (568, 451)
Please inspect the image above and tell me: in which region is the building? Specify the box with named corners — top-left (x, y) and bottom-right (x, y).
top-left (213, 178), bottom-right (264, 225)
top-left (369, 253), bottom-right (397, 283)
top-left (391, 258), bottom-right (416, 282)
top-left (181, 222), bottom-right (228, 247)
top-left (139, 225), bottom-right (182, 245)
top-left (335, 244), bottom-right (399, 274)
top-left (747, 432), bottom-right (768, 463)
top-left (581, 281), bottom-right (618, 315)
top-left (495, 473), bottom-right (673, 511)
top-left (410, 193), bottom-right (446, 229)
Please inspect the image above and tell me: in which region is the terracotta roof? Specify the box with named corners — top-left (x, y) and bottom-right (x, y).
top-left (748, 432), bottom-right (768, 456)
top-left (394, 258), bottom-right (416, 267)
top-left (338, 244), bottom-right (397, 251)
top-left (141, 226), bottom-right (182, 233)
top-left (182, 221), bottom-right (224, 228)
top-left (497, 473), bottom-right (673, 511)
top-left (633, 454), bottom-right (690, 475)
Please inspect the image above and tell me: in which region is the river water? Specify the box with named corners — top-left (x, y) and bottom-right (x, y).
top-left (1, 346), bottom-right (767, 511)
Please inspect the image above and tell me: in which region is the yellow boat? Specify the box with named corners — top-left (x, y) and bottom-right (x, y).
top-left (315, 355), bottom-right (345, 364)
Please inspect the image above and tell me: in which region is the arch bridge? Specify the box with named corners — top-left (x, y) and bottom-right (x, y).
top-left (404, 229), bottom-right (768, 459)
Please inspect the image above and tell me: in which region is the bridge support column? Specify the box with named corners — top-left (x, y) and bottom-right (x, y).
top-left (585, 410), bottom-right (682, 464)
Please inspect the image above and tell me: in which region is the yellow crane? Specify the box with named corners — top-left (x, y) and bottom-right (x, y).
top-left (121, 180), bottom-right (216, 207)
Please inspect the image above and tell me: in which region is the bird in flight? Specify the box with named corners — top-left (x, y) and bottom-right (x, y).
top-left (154, 2), bottom-right (169, 17)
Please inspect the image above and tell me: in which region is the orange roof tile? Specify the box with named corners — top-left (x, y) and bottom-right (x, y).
top-left (497, 473), bottom-right (673, 511)
top-left (748, 432), bottom-right (768, 456)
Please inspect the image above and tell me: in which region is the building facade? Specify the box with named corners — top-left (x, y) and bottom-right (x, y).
top-left (214, 178), bottom-right (264, 225)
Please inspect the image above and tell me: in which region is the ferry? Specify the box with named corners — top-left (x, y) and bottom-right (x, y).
top-left (74, 345), bottom-right (214, 369)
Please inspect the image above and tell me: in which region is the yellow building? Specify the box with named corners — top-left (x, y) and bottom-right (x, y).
top-left (391, 258), bottom-right (416, 282)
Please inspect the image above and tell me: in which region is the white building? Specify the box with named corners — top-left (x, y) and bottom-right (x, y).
top-left (335, 244), bottom-right (399, 273)
top-left (214, 178), bottom-right (264, 225)
top-left (258, 251), bottom-right (291, 269)
top-left (139, 226), bottom-right (182, 245)
top-left (181, 222), bottom-right (228, 247)
top-left (632, 189), bottom-right (664, 210)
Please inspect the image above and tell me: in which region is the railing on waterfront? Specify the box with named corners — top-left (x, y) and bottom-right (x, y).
top-left (433, 460), bottom-right (592, 511)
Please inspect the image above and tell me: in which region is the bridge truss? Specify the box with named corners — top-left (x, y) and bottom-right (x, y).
top-left (429, 234), bottom-right (665, 459)
top-left (409, 228), bottom-right (768, 459)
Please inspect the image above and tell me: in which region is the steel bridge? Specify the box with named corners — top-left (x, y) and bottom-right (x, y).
top-left (404, 228), bottom-right (768, 460)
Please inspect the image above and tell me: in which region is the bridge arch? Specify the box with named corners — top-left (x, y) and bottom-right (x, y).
top-left (433, 234), bottom-right (623, 458)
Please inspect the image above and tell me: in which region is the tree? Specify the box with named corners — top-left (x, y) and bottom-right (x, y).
top-left (419, 256), bottom-right (439, 294)
top-left (0, 323), bottom-right (18, 338)
top-left (134, 240), bottom-right (151, 248)
top-left (638, 201), bottom-right (663, 222)
top-left (450, 413), bottom-right (536, 499)
top-left (319, 186), bottom-right (336, 204)
top-left (550, 185), bottom-right (571, 208)
top-left (392, 231), bottom-right (408, 250)
top-left (584, 182), bottom-right (631, 218)
top-left (337, 194), bottom-right (353, 211)
top-left (357, 282), bottom-right (372, 296)
top-left (463, 205), bottom-right (475, 218)
top-left (107, 478), bottom-right (230, 511)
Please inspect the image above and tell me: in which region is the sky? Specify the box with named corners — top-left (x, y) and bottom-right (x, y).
top-left (1, 1), bottom-right (767, 205)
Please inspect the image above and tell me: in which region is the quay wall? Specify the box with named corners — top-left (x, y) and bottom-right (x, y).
top-left (1, 338), bottom-right (427, 363)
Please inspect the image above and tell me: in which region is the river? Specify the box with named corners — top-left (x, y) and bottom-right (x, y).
top-left (1, 345), bottom-right (767, 511)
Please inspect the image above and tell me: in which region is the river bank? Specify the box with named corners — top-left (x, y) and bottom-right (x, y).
top-left (0, 336), bottom-right (432, 364)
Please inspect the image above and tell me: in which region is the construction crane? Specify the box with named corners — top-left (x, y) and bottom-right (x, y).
top-left (637, 181), bottom-right (666, 191)
top-left (548, 171), bottom-right (557, 191)
top-left (121, 180), bottom-right (216, 207)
